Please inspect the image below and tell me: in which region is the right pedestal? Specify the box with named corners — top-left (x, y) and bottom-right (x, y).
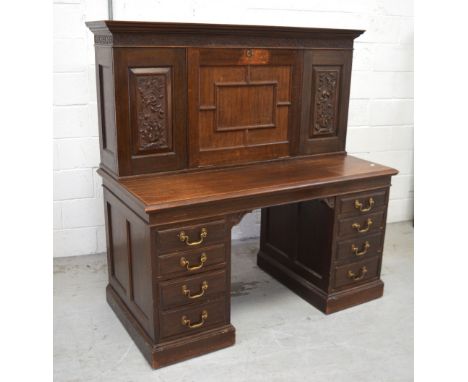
top-left (257, 188), bottom-right (390, 314)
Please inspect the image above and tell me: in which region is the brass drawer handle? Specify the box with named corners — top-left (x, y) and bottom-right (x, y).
top-left (179, 253), bottom-right (207, 271)
top-left (352, 218), bottom-right (373, 233)
top-left (351, 241), bottom-right (370, 257)
top-left (182, 281), bottom-right (208, 299)
top-left (347, 266), bottom-right (368, 281)
top-left (354, 197), bottom-right (375, 212)
top-left (178, 228), bottom-right (208, 246)
top-left (181, 310), bottom-right (208, 329)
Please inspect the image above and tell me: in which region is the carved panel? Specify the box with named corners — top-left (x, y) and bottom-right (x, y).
top-left (311, 67), bottom-right (340, 136)
top-left (130, 68), bottom-right (172, 154)
top-left (136, 75), bottom-right (168, 150)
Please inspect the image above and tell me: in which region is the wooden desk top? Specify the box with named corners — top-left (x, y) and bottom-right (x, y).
top-left (103, 155), bottom-right (397, 214)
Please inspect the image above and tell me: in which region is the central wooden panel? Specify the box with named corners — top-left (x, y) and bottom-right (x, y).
top-left (188, 48), bottom-right (301, 167)
top-left (216, 83), bottom-right (276, 130)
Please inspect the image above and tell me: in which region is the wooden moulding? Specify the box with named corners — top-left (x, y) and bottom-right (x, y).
top-left (107, 285), bottom-right (235, 369)
top-left (86, 20), bottom-right (364, 49)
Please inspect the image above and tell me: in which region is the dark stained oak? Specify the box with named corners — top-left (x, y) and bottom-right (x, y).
top-left (157, 244), bottom-right (226, 278)
top-left (332, 256), bottom-right (381, 290)
top-left (86, 21), bottom-right (398, 369)
top-left (159, 269), bottom-right (227, 310)
top-left (114, 155), bottom-right (397, 212)
top-left (154, 219), bottom-right (227, 254)
top-left (113, 48), bottom-right (187, 175)
top-left (188, 48), bottom-right (302, 167)
top-left (159, 297), bottom-right (228, 339)
top-left (86, 20), bottom-right (364, 49)
top-left (336, 210), bottom-right (386, 238)
top-left (335, 232), bottom-right (384, 263)
top-left (338, 189), bottom-right (388, 216)
top-left (89, 21), bottom-right (364, 178)
top-left (300, 50), bottom-right (352, 155)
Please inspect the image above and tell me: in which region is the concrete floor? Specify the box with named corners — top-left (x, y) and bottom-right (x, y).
top-left (54, 222), bottom-right (413, 382)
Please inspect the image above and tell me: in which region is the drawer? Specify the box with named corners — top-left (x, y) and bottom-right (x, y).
top-left (159, 298), bottom-right (227, 339)
top-left (159, 270), bottom-right (227, 310)
top-left (158, 244), bottom-right (226, 277)
top-left (155, 220), bottom-right (226, 255)
top-left (338, 190), bottom-right (387, 216)
top-left (335, 233), bottom-right (384, 263)
top-left (333, 256), bottom-right (381, 290)
top-left (337, 211), bottom-right (385, 238)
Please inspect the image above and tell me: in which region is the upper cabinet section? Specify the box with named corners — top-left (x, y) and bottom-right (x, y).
top-left (86, 21), bottom-right (363, 178)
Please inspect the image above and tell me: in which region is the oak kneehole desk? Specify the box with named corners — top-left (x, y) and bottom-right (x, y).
top-left (87, 21), bottom-right (398, 368)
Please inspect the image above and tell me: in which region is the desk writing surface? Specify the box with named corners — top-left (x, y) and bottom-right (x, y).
top-left (117, 154), bottom-right (397, 212)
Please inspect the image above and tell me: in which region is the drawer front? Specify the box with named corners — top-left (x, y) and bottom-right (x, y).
top-left (158, 244), bottom-right (226, 277)
top-left (333, 256), bottom-right (381, 290)
top-left (159, 270), bottom-right (227, 310)
top-left (155, 220), bottom-right (226, 255)
top-left (335, 233), bottom-right (384, 263)
top-left (160, 298), bottom-right (227, 339)
top-left (338, 189), bottom-right (387, 216)
top-left (337, 211), bottom-right (385, 238)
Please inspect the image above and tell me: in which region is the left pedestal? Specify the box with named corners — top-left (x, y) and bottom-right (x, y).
top-left (103, 187), bottom-right (235, 368)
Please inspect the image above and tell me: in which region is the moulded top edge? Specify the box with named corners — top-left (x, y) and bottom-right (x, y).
top-left (85, 20), bottom-right (365, 39)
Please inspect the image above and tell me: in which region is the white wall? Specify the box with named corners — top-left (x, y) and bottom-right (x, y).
top-left (53, 0), bottom-right (413, 257)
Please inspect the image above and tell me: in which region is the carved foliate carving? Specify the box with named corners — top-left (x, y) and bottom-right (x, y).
top-left (136, 75), bottom-right (168, 151)
top-left (313, 69), bottom-right (340, 136)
